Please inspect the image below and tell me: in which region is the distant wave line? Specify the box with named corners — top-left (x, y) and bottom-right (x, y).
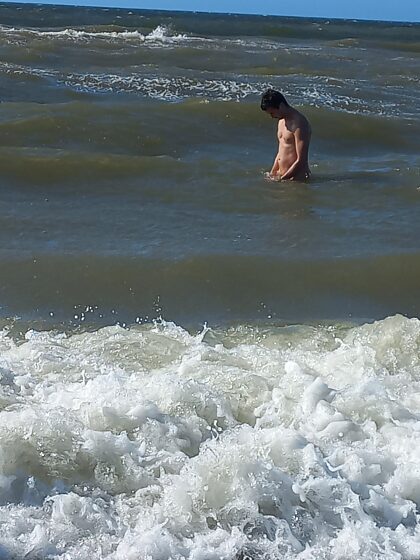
top-left (0, 23), bottom-right (202, 44)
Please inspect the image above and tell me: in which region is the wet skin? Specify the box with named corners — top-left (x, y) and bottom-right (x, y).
top-left (264, 103), bottom-right (311, 181)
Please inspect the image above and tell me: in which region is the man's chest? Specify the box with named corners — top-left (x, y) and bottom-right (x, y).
top-left (278, 125), bottom-right (295, 146)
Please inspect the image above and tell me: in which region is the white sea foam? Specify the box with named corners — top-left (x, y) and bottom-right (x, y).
top-left (0, 60), bottom-right (270, 102)
top-left (43, 24), bottom-right (191, 45)
top-left (0, 59), bottom-right (403, 116)
top-left (1, 315), bottom-right (420, 558)
top-left (0, 24), bottom-right (193, 46)
top-left (63, 72), bottom-right (270, 101)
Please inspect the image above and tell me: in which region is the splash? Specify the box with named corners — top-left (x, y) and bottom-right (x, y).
top-left (0, 23), bottom-right (192, 45)
top-left (1, 315), bottom-right (420, 558)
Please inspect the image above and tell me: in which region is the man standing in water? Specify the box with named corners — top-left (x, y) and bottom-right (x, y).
top-left (261, 89), bottom-right (311, 181)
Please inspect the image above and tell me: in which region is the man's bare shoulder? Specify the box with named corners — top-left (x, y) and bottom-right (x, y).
top-left (286, 108), bottom-right (311, 132)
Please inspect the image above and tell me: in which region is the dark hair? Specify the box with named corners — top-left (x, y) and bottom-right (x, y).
top-left (261, 89), bottom-right (289, 110)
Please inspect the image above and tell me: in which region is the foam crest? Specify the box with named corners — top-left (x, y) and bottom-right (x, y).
top-left (0, 59), bottom-right (412, 117)
top-left (63, 72), bottom-right (268, 101)
top-left (0, 61), bottom-right (269, 101)
top-left (0, 24), bottom-right (191, 45)
top-left (1, 315), bottom-right (420, 558)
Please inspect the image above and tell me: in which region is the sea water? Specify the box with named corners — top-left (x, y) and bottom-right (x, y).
top-left (0, 4), bottom-right (419, 558)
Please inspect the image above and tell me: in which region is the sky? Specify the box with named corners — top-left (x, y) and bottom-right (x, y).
top-left (4, 0), bottom-right (420, 22)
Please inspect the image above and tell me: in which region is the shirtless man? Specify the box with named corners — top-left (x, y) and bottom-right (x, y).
top-left (261, 89), bottom-right (311, 181)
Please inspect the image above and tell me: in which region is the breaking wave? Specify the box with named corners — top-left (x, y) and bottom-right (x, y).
top-left (1, 315), bottom-right (420, 558)
top-left (0, 23), bottom-right (194, 45)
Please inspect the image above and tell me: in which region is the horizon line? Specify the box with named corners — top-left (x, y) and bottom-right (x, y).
top-left (2, 0), bottom-right (420, 25)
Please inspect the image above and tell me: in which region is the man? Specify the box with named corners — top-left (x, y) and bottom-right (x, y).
top-left (261, 89), bottom-right (311, 181)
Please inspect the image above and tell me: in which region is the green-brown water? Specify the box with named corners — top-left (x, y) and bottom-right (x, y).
top-left (1, 6), bottom-right (420, 559)
top-left (0, 3), bottom-right (419, 326)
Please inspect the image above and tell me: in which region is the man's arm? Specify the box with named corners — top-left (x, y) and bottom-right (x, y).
top-left (280, 125), bottom-right (310, 180)
top-left (268, 124), bottom-right (282, 178)
top-left (269, 151), bottom-right (280, 177)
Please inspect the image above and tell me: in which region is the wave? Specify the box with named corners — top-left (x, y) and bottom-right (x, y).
top-left (0, 97), bottom-right (418, 165)
top-left (65, 73), bottom-right (267, 101)
top-left (2, 58), bottom-right (417, 121)
top-left (305, 106), bottom-right (419, 151)
top-left (372, 40), bottom-right (420, 54)
top-left (3, 19), bottom-right (419, 59)
top-left (0, 61), bottom-right (271, 102)
top-left (0, 253), bottom-right (419, 326)
top-left (0, 23), bottom-right (195, 45)
top-left (0, 148), bottom-right (185, 183)
top-left (1, 3), bottom-right (419, 45)
top-left (1, 313), bottom-right (420, 558)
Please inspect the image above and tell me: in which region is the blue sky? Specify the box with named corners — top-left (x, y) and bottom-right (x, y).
top-left (6, 0), bottom-right (420, 22)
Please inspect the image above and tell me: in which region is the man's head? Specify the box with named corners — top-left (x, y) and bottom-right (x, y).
top-left (261, 89), bottom-right (289, 118)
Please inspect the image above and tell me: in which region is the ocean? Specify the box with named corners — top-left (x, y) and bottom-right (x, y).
top-left (0, 3), bottom-right (419, 558)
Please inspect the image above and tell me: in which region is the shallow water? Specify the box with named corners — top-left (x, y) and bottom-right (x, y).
top-left (0, 4), bottom-right (420, 558)
top-left (0, 4), bottom-right (419, 325)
